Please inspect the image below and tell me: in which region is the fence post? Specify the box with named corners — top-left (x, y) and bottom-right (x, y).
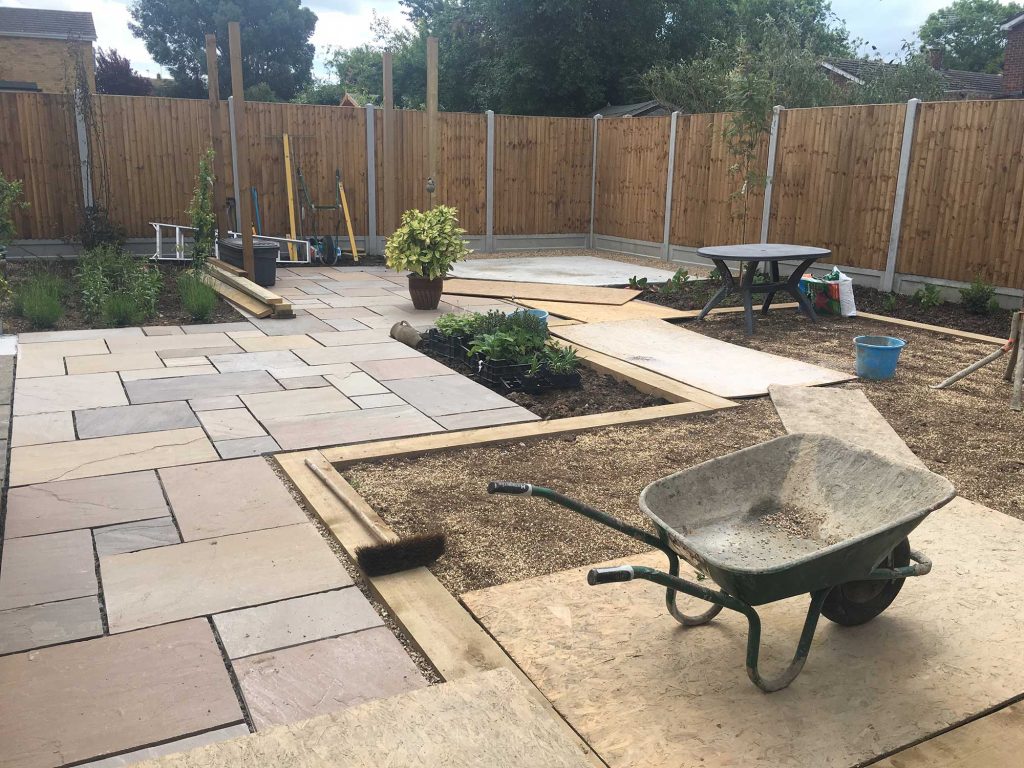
top-left (365, 104), bottom-right (378, 254)
top-left (485, 109), bottom-right (495, 253)
top-left (661, 111), bottom-right (680, 261)
top-left (883, 98), bottom-right (920, 293)
top-left (759, 105), bottom-right (783, 244)
top-left (73, 95), bottom-right (94, 209)
top-left (588, 114), bottom-right (602, 249)
top-left (227, 95), bottom-right (242, 232)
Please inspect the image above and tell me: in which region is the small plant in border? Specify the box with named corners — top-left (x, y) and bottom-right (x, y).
top-left (958, 276), bottom-right (998, 316)
top-left (187, 148), bottom-right (217, 273)
top-left (881, 292), bottom-right (899, 313)
top-left (178, 272), bottom-right (217, 321)
top-left (16, 271), bottom-right (65, 329)
top-left (913, 283), bottom-right (942, 310)
top-left (77, 245), bottom-right (162, 326)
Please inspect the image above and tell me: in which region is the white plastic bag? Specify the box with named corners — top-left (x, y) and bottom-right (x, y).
top-left (823, 267), bottom-right (857, 317)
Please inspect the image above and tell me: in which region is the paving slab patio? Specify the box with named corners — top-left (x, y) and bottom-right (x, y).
top-left (214, 435), bottom-right (281, 459)
top-left (10, 411), bottom-right (76, 447)
top-left (14, 372), bottom-right (128, 416)
top-left (386, 373), bottom-right (524, 417)
top-left (0, 529), bottom-right (96, 610)
top-left (208, 350), bottom-right (302, 373)
top-left (124, 370), bottom-right (281, 404)
top-left (75, 402), bottom-right (199, 439)
top-left (260, 404), bottom-right (442, 450)
top-left (93, 518), bottom-right (181, 557)
top-left (196, 408), bottom-right (267, 440)
top-left (0, 596), bottom-right (103, 655)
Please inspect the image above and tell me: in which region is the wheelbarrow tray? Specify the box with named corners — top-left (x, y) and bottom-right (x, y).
top-left (639, 433), bottom-right (955, 606)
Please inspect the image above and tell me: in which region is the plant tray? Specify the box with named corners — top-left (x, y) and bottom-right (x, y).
top-left (425, 329), bottom-right (467, 362)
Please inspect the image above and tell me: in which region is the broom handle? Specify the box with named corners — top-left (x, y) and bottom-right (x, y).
top-left (305, 458), bottom-right (389, 544)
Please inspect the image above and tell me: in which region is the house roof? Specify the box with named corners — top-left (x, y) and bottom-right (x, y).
top-left (823, 58), bottom-right (1002, 96)
top-left (1001, 12), bottom-right (1024, 31)
top-left (0, 80), bottom-right (42, 92)
top-left (0, 8), bottom-right (96, 41)
top-left (591, 100), bottom-right (674, 118)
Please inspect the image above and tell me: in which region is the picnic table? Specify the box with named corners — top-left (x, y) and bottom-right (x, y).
top-left (695, 243), bottom-right (831, 334)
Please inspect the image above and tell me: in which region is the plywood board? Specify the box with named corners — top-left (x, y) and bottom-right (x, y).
top-left (464, 497), bottom-right (1024, 768)
top-left (554, 318), bottom-right (854, 397)
top-left (133, 670), bottom-right (597, 768)
top-left (443, 278), bottom-right (640, 305)
top-left (770, 384), bottom-right (924, 467)
top-left (518, 299), bottom-right (690, 323)
top-left (450, 255), bottom-right (678, 286)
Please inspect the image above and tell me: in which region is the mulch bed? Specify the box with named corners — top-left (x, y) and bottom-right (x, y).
top-left (1, 260), bottom-right (241, 334)
top-left (347, 312), bottom-right (1023, 596)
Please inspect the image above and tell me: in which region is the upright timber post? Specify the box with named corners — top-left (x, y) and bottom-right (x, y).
top-left (365, 104), bottom-right (378, 254)
top-left (661, 111), bottom-right (680, 261)
top-left (759, 105), bottom-right (783, 244)
top-left (588, 114), bottom-right (601, 249)
top-left (485, 109), bottom-right (495, 252)
top-left (882, 98), bottom-right (921, 293)
top-left (382, 51), bottom-right (397, 238)
top-left (426, 36), bottom-right (439, 208)
top-left (204, 34), bottom-right (228, 234)
top-left (227, 21), bottom-right (254, 279)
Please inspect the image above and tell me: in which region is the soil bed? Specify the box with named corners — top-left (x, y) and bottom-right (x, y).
top-left (2, 260), bottom-right (241, 334)
top-left (347, 312), bottom-right (1022, 596)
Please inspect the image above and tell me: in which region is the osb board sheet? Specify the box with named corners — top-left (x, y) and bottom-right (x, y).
top-left (518, 299), bottom-right (690, 323)
top-left (464, 497), bottom-right (1024, 768)
top-left (133, 669), bottom-right (596, 768)
top-left (442, 279), bottom-right (640, 305)
top-left (554, 318), bottom-right (854, 397)
top-left (770, 385), bottom-right (925, 468)
top-left (450, 254), bottom-right (678, 286)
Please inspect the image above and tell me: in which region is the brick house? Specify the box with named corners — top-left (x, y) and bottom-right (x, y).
top-left (820, 54), bottom-right (1002, 100)
top-left (0, 8), bottom-right (97, 94)
top-left (999, 13), bottom-right (1024, 96)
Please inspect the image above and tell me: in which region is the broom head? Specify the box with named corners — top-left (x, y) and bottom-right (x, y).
top-left (356, 532), bottom-right (447, 577)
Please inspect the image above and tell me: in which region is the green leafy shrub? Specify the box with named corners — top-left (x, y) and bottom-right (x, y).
top-left (544, 343), bottom-right (580, 375)
top-left (16, 272), bottom-right (65, 329)
top-left (913, 283), bottom-right (942, 310)
top-left (187, 149), bottom-right (217, 272)
top-left (628, 276), bottom-right (648, 290)
top-left (178, 272), bottom-right (217, 321)
top-left (78, 205), bottom-right (125, 250)
top-left (468, 328), bottom-right (546, 363)
top-left (385, 206), bottom-right (470, 279)
top-left (102, 292), bottom-right (148, 326)
top-left (77, 246), bottom-right (162, 324)
top-left (434, 312), bottom-right (482, 339)
top-left (0, 171), bottom-right (28, 253)
top-left (881, 292), bottom-right (899, 312)
top-left (959, 277), bottom-right (999, 316)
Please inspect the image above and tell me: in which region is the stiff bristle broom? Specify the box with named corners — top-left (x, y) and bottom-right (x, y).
top-left (305, 459), bottom-right (446, 577)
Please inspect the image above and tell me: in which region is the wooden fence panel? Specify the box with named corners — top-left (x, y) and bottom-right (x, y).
top-left (594, 117), bottom-right (670, 243)
top-left (0, 93), bottom-right (81, 240)
top-left (899, 99), bottom-right (1024, 288)
top-left (494, 115), bottom-right (592, 234)
top-left (769, 104), bottom-right (904, 271)
top-left (670, 112), bottom-right (766, 248)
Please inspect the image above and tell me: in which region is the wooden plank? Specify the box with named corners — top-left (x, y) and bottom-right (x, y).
top-left (205, 35), bottom-right (228, 234)
top-left (858, 311), bottom-right (1007, 344)
top-left (321, 401), bottom-right (711, 465)
top-left (516, 299), bottom-right (690, 322)
top-left (206, 263), bottom-right (286, 305)
top-left (228, 21), bottom-right (254, 278)
top-left (443, 279), bottom-right (639, 305)
top-left (201, 273), bottom-right (272, 318)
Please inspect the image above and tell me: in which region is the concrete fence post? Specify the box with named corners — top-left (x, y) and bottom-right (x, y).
top-left (227, 96), bottom-right (242, 232)
top-left (365, 104), bottom-right (378, 254)
top-left (883, 98), bottom-right (921, 293)
top-left (662, 111), bottom-right (680, 261)
top-left (588, 114), bottom-right (602, 249)
top-left (759, 105), bottom-right (783, 244)
top-left (73, 95), bottom-right (94, 209)
top-left (485, 109), bottom-right (495, 252)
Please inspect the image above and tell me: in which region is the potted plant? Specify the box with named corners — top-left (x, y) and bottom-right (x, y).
top-left (428, 311), bottom-right (482, 360)
top-left (544, 343), bottom-right (582, 389)
top-left (385, 205), bottom-right (470, 310)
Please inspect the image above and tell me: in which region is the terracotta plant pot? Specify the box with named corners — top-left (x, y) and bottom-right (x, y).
top-left (408, 274), bottom-right (445, 310)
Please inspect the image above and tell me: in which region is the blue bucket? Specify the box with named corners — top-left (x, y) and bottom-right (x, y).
top-left (521, 308), bottom-right (549, 327)
top-left (853, 335), bottom-right (906, 380)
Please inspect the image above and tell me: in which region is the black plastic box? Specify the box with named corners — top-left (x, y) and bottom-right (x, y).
top-left (217, 237), bottom-right (279, 287)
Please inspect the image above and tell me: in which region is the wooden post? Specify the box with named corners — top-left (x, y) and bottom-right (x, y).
top-left (426, 36), bottom-right (439, 208)
top-left (228, 21), bottom-right (254, 279)
top-left (382, 51), bottom-right (396, 237)
top-left (205, 34), bottom-right (228, 235)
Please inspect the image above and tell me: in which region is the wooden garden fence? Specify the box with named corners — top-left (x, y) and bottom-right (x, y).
top-left (1, 92), bottom-right (1024, 291)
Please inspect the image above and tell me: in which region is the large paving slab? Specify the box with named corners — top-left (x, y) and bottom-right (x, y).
top-left (124, 370), bottom-right (281, 404)
top-left (355, 356), bottom-right (454, 381)
top-left (78, 726), bottom-right (252, 768)
top-left (241, 386), bottom-right (357, 423)
top-left (17, 338), bottom-right (109, 378)
top-left (4, 471), bottom-right (169, 537)
top-left (434, 406), bottom-right (539, 430)
top-left (214, 435), bottom-right (281, 459)
top-left (75, 401), bottom-right (199, 439)
top-left (0, 619), bottom-right (244, 768)
top-left (93, 518), bottom-right (181, 557)
top-left (65, 351), bottom-right (163, 375)
top-left (208, 350), bottom-right (302, 373)
top-left (463, 497), bottom-right (1024, 768)
top-left (13, 372), bottom-right (128, 416)
top-left (132, 669), bottom-right (595, 768)
top-left (295, 341), bottom-right (420, 365)
top-left (249, 316), bottom-right (334, 335)
top-left (235, 334), bottom-right (321, 352)
top-left (9, 427), bottom-right (218, 486)
top-left (158, 457), bottom-right (307, 541)
top-left (120, 364), bottom-right (218, 381)
top-left (10, 411), bottom-right (75, 447)
top-left (260, 404), bottom-right (441, 450)
top-left (105, 331), bottom-right (235, 354)
top-left (324, 370), bottom-right (388, 396)
top-left (17, 327), bottom-right (144, 344)
top-left (213, 588), bottom-right (383, 658)
top-left (233, 627), bottom-right (427, 729)
top-left (196, 408), bottom-right (267, 440)
top-left (555, 318), bottom-right (855, 398)
top-left (0, 530), bottom-right (96, 610)
top-left (309, 329), bottom-right (391, 346)
top-left (450, 255), bottom-right (680, 285)
top-left (0, 596), bottom-right (103, 655)
top-left (386, 374), bottom-right (521, 417)
top-left (101, 523), bottom-right (352, 633)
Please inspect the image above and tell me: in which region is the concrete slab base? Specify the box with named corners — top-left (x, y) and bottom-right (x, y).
top-left (450, 255), bottom-right (677, 285)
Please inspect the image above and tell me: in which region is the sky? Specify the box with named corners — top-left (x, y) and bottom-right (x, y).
top-left (2, 0), bottom-right (1020, 78)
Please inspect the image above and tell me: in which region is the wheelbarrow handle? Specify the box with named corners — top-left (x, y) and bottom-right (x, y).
top-left (588, 565), bottom-right (635, 585)
top-left (487, 481), bottom-right (534, 495)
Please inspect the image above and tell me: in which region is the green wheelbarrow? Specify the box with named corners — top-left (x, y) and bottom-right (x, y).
top-left (488, 433), bottom-right (955, 693)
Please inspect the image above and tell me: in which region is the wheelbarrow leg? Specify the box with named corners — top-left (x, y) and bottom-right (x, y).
top-left (665, 550), bottom-right (723, 627)
top-left (740, 589), bottom-right (830, 693)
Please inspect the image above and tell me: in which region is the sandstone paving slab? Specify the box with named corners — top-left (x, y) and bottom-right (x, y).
top-left (279, 375), bottom-right (329, 389)
top-left (65, 351), bottom-right (163, 375)
top-left (323, 317), bottom-right (375, 332)
top-left (386, 374), bottom-right (518, 417)
top-left (189, 395), bottom-right (243, 411)
top-left (236, 334), bottom-right (321, 352)
top-left (325, 370), bottom-right (389, 396)
top-left (319, 294), bottom-right (412, 308)
top-left (106, 332), bottom-right (235, 354)
top-left (165, 356), bottom-right (210, 367)
top-left (14, 372), bottom-right (128, 416)
top-left (125, 370), bottom-right (281, 404)
top-left (101, 524), bottom-right (352, 633)
top-left (158, 344), bottom-right (241, 359)
top-left (214, 588), bottom-right (383, 659)
top-left (267, 362), bottom-right (356, 379)
top-left (17, 339), bottom-right (110, 379)
top-left (225, 329), bottom-right (266, 339)
top-left (75, 401), bottom-right (199, 439)
top-left (295, 341), bottom-right (417, 365)
top-left (9, 428), bottom-right (217, 486)
top-left (355, 356), bottom-right (454, 381)
top-left (159, 457), bottom-right (306, 541)
top-left (241, 386), bottom-right (357, 423)
top-left (309, 329), bottom-right (392, 346)
top-left (142, 325), bottom-right (184, 336)
top-left (196, 408), bottom-right (267, 441)
top-left (0, 596), bottom-right (103, 655)
top-left (94, 518), bottom-right (181, 558)
top-left (351, 393), bottom-right (405, 409)
top-left (209, 350), bottom-right (302, 373)
top-left (17, 327), bottom-right (143, 344)
top-left (306, 306), bottom-right (380, 320)
top-left (79, 725), bottom-right (251, 768)
top-left (10, 411), bottom-right (75, 447)
top-left (0, 618), bottom-right (244, 768)
top-left (119, 365), bottom-right (218, 381)
top-left (182, 322), bottom-right (255, 334)
top-left (263, 405), bottom-right (441, 450)
top-left (233, 627), bottom-right (426, 730)
top-left (0, 530), bottom-right (96, 610)
top-left (215, 436), bottom-right (281, 459)
top-left (249, 316), bottom-right (334, 336)
top-left (4, 471), bottom-right (169, 538)
top-left (434, 406), bottom-right (540, 430)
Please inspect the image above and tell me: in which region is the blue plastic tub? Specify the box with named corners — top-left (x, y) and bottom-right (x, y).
top-left (853, 335), bottom-right (906, 380)
top-left (522, 308), bottom-right (549, 327)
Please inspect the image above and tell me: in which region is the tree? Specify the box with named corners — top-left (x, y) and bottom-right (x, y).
top-left (128, 0), bottom-right (317, 100)
top-left (95, 49), bottom-right (154, 96)
top-left (919, 0), bottom-right (1024, 73)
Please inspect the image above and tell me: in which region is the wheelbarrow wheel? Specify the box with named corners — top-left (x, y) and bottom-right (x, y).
top-left (822, 538), bottom-right (910, 626)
